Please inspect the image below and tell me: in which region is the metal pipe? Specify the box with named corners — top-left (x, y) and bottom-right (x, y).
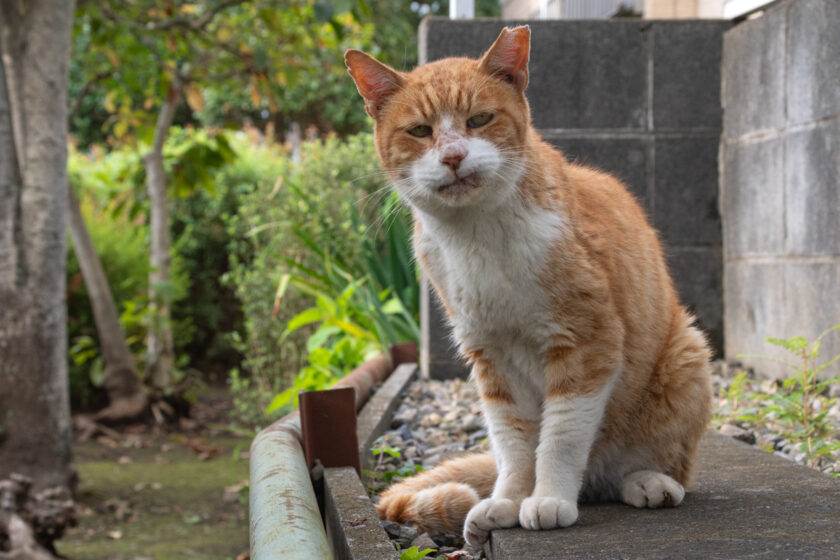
top-left (249, 414), bottom-right (331, 560)
top-left (249, 350), bottom-right (399, 559)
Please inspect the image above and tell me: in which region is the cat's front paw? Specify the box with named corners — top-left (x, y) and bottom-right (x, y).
top-left (518, 496), bottom-right (578, 530)
top-left (463, 498), bottom-right (520, 547)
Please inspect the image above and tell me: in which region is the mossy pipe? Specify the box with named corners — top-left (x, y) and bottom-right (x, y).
top-left (249, 413), bottom-right (331, 559)
top-left (249, 349), bottom-right (402, 559)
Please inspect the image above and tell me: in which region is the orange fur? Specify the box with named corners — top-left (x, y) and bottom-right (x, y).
top-left (348, 26), bottom-right (712, 540)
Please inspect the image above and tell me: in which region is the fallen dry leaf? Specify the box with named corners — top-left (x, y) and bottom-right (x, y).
top-left (224, 481), bottom-right (249, 494)
top-left (96, 436), bottom-right (118, 448)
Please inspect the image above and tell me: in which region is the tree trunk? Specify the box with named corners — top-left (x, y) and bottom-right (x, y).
top-left (0, 0), bottom-right (76, 492)
top-left (67, 187), bottom-right (148, 421)
top-left (143, 80), bottom-right (181, 391)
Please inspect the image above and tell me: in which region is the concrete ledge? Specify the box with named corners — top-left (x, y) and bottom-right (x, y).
top-left (487, 432), bottom-right (840, 559)
top-left (324, 466), bottom-right (399, 560)
top-left (357, 363), bottom-right (418, 470)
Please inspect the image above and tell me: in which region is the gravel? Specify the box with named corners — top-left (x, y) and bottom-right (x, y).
top-left (367, 361), bottom-right (840, 557)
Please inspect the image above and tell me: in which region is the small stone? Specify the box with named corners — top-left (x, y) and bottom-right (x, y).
top-left (419, 405), bottom-right (436, 417)
top-left (392, 407), bottom-right (417, 428)
top-left (711, 360), bottom-right (729, 378)
top-left (425, 430), bottom-right (452, 447)
top-left (718, 423), bottom-right (756, 445)
top-left (397, 525), bottom-right (419, 547)
top-left (468, 429), bottom-right (488, 444)
top-left (398, 424), bottom-right (413, 441)
top-left (410, 532), bottom-right (439, 551)
top-left (421, 413), bottom-right (443, 427)
top-left (443, 410), bottom-right (461, 422)
top-left (432, 533), bottom-right (464, 548)
top-left (423, 454), bottom-right (442, 467)
top-left (755, 434), bottom-right (776, 450)
top-left (460, 414), bottom-right (482, 433)
top-left (380, 519), bottom-right (401, 539)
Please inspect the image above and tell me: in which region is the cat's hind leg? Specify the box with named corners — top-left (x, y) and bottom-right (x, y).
top-left (619, 470), bottom-right (685, 508)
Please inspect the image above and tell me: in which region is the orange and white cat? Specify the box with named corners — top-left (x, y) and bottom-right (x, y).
top-left (346, 26), bottom-right (712, 547)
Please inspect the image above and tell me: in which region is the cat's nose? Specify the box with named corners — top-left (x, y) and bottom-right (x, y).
top-left (441, 151), bottom-right (465, 172)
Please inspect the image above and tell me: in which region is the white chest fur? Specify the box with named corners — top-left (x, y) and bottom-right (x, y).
top-left (416, 199), bottom-right (567, 357)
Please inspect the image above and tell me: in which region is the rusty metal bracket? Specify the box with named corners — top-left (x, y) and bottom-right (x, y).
top-left (299, 386), bottom-right (361, 476)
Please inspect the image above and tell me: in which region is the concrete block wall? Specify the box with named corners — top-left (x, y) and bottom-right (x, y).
top-left (418, 18), bottom-right (728, 378)
top-left (721, 0), bottom-right (840, 378)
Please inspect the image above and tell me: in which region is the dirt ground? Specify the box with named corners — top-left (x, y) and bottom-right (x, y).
top-left (55, 395), bottom-right (252, 560)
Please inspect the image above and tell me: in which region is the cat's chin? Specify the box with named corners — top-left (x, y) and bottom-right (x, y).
top-left (434, 173), bottom-right (483, 205)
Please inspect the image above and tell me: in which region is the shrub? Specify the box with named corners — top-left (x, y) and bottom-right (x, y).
top-left (225, 132), bottom-right (418, 426)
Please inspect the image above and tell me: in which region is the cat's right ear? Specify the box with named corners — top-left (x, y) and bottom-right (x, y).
top-left (345, 50), bottom-right (404, 119)
top-left (480, 25), bottom-right (531, 92)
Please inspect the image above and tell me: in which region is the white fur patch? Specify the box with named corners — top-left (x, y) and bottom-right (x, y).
top-left (416, 199), bottom-right (567, 359)
top-left (464, 497), bottom-right (519, 547)
top-left (532, 377), bottom-right (617, 501)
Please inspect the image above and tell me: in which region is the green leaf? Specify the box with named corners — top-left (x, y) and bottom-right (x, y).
top-left (326, 318), bottom-right (372, 341)
top-left (381, 297), bottom-right (404, 315)
top-left (306, 325), bottom-right (341, 353)
top-left (253, 47), bottom-right (269, 72)
top-left (285, 307), bottom-right (324, 334)
top-left (765, 335), bottom-right (808, 354)
top-left (265, 390), bottom-right (295, 415)
top-left (328, 17), bottom-right (344, 40)
top-left (316, 294), bottom-right (339, 317)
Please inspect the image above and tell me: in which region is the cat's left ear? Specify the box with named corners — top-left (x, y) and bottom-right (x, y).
top-left (479, 25), bottom-right (531, 92)
top-left (345, 49), bottom-right (405, 119)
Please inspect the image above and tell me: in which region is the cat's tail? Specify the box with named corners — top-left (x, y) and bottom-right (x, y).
top-left (376, 452), bottom-right (497, 534)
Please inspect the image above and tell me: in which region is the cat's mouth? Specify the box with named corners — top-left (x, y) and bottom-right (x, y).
top-left (436, 173), bottom-right (480, 198)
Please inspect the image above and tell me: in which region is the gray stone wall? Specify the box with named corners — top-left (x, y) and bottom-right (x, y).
top-left (418, 18), bottom-right (729, 378)
top-left (721, 0), bottom-right (840, 379)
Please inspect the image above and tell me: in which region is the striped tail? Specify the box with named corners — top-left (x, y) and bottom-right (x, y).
top-left (376, 453), bottom-right (497, 534)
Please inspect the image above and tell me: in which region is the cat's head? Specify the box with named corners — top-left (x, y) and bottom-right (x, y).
top-left (346, 26), bottom-right (532, 213)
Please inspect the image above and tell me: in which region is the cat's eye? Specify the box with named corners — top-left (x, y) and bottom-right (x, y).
top-left (467, 113), bottom-right (493, 128)
top-left (407, 125), bottom-right (433, 138)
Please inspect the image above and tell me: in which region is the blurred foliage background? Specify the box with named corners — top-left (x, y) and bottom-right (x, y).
top-left (67, 0), bottom-right (499, 427)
